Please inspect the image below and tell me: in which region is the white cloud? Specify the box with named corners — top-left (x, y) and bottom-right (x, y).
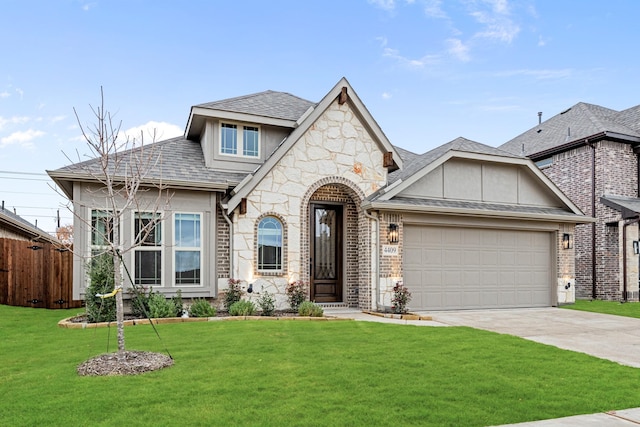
top-left (15, 88), bottom-right (23, 99)
top-left (0, 116), bottom-right (29, 131)
top-left (0, 129), bottom-right (44, 149)
top-left (50, 115), bottom-right (67, 124)
top-left (446, 38), bottom-right (470, 62)
top-left (423, 0), bottom-right (447, 19)
top-left (0, 91), bottom-right (9, 99)
top-left (469, 0), bottom-right (520, 43)
top-left (121, 121), bottom-right (183, 145)
top-left (537, 35), bottom-right (549, 47)
top-left (382, 92), bottom-right (393, 100)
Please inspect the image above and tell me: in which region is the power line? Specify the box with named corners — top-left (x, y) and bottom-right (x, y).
top-left (0, 170), bottom-right (48, 176)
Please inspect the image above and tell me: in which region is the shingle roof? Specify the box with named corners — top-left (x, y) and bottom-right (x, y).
top-left (500, 102), bottom-right (640, 157)
top-left (50, 136), bottom-right (248, 188)
top-left (0, 207), bottom-right (58, 243)
top-left (374, 196), bottom-right (577, 217)
top-left (601, 194), bottom-right (640, 219)
top-left (388, 137), bottom-right (522, 184)
top-left (196, 90), bottom-right (316, 122)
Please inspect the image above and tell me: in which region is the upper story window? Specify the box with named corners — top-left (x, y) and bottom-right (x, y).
top-left (220, 122), bottom-right (260, 158)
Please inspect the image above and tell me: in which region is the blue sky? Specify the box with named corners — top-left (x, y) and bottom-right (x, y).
top-left (2, 0), bottom-right (639, 235)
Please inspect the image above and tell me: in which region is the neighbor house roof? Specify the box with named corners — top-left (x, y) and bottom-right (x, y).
top-left (48, 137), bottom-right (248, 199)
top-left (500, 102), bottom-right (640, 158)
top-left (0, 207), bottom-right (59, 243)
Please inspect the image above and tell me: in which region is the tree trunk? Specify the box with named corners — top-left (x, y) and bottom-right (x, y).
top-left (113, 251), bottom-right (125, 355)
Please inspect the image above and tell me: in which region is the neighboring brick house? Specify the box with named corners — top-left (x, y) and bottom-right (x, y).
top-left (500, 102), bottom-right (640, 301)
top-left (49, 78), bottom-right (587, 311)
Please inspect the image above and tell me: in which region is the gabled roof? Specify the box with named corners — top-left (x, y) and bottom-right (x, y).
top-left (48, 136), bottom-right (247, 199)
top-left (225, 77), bottom-right (403, 212)
top-left (389, 137), bottom-right (521, 185)
top-left (367, 137), bottom-right (587, 222)
top-left (197, 91), bottom-right (316, 122)
top-left (0, 207), bottom-right (59, 243)
top-left (186, 91), bottom-right (316, 139)
top-left (500, 102), bottom-right (640, 158)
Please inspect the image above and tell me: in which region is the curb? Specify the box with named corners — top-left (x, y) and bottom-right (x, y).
top-left (57, 314), bottom-right (351, 329)
top-left (362, 310), bottom-right (433, 321)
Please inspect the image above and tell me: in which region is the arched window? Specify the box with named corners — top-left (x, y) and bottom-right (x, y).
top-left (257, 216), bottom-right (283, 271)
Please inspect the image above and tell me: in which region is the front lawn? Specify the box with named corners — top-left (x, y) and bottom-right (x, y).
top-left (563, 299), bottom-right (640, 318)
top-left (1, 305), bottom-right (639, 426)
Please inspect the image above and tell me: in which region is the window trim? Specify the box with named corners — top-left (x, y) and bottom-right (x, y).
top-left (172, 212), bottom-right (203, 287)
top-left (89, 208), bottom-right (119, 255)
top-left (218, 120), bottom-right (261, 159)
top-left (255, 213), bottom-right (287, 276)
top-left (132, 211), bottom-right (163, 287)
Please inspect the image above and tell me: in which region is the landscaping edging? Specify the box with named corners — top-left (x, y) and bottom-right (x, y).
top-left (58, 314), bottom-right (349, 329)
top-left (363, 311), bottom-right (433, 321)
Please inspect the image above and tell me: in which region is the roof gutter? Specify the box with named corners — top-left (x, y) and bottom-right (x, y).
top-left (530, 131), bottom-right (640, 161)
top-left (363, 201), bottom-right (595, 224)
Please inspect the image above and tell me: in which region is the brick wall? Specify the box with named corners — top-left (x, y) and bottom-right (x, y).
top-left (216, 199), bottom-right (230, 279)
top-left (300, 177), bottom-right (369, 309)
top-left (541, 140), bottom-right (638, 300)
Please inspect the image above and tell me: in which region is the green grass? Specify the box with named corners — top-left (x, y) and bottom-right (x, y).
top-left (2, 305), bottom-right (640, 426)
top-left (563, 299), bottom-right (640, 318)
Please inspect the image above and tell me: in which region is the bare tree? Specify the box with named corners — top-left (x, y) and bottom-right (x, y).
top-left (72, 88), bottom-right (170, 357)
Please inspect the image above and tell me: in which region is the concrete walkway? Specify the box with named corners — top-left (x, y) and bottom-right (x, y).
top-left (324, 307), bottom-right (640, 426)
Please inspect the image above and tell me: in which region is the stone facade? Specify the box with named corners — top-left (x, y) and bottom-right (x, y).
top-left (540, 140), bottom-right (640, 300)
top-left (226, 99), bottom-right (387, 310)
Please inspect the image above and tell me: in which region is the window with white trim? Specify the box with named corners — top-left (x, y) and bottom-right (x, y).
top-left (174, 213), bottom-right (202, 286)
top-left (90, 209), bottom-right (116, 256)
top-left (257, 216), bottom-right (283, 271)
top-left (219, 122), bottom-right (260, 158)
top-left (133, 212), bottom-right (162, 286)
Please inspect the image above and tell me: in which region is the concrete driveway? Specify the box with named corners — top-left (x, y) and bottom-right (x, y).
top-left (426, 307), bottom-right (640, 368)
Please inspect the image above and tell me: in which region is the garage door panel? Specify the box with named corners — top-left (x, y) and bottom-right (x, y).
top-left (404, 225), bottom-right (552, 310)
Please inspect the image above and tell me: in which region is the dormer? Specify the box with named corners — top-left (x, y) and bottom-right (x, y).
top-left (185, 91), bottom-right (316, 172)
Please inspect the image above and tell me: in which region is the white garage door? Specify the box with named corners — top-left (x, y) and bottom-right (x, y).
top-left (403, 225), bottom-right (553, 310)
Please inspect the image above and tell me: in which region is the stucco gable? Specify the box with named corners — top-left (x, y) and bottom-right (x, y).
top-left (226, 77), bottom-right (402, 213)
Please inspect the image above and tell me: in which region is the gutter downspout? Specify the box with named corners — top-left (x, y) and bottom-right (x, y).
top-left (220, 201), bottom-right (234, 279)
top-left (362, 207), bottom-right (380, 311)
top-left (622, 218), bottom-right (640, 302)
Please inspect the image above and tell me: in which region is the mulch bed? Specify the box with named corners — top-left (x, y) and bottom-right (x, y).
top-left (77, 350), bottom-right (173, 376)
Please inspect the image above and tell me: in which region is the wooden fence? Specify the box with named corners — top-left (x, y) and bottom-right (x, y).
top-left (0, 238), bottom-right (82, 309)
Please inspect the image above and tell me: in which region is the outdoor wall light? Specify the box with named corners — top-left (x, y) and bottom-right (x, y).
top-left (562, 233), bottom-right (573, 250)
top-left (388, 223), bottom-right (399, 244)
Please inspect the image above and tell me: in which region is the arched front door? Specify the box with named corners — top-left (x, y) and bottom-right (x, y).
top-left (310, 203), bottom-right (343, 302)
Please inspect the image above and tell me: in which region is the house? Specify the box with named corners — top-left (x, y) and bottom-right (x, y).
top-left (0, 203), bottom-right (59, 244)
top-left (500, 103), bottom-right (640, 302)
top-left (48, 78), bottom-right (588, 311)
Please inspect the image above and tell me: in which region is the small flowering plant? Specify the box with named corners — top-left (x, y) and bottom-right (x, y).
top-left (391, 281), bottom-right (412, 314)
top-left (285, 280), bottom-right (307, 310)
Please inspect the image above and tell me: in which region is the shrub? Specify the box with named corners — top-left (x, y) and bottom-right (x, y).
top-left (172, 289), bottom-right (184, 317)
top-left (148, 293), bottom-right (177, 318)
top-left (224, 279), bottom-right (243, 310)
top-left (229, 300), bottom-right (256, 316)
top-left (128, 285), bottom-right (156, 318)
top-left (298, 301), bottom-right (324, 317)
top-left (285, 281), bottom-right (307, 311)
top-left (85, 253), bottom-right (116, 323)
top-left (189, 298), bottom-right (217, 318)
top-left (391, 281), bottom-right (412, 314)
top-left (257, 291), bottom-right (276, 316)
